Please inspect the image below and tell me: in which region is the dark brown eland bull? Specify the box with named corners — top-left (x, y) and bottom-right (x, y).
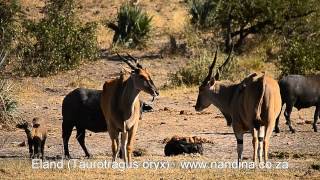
top-left (195, 49), bottom-right (282, 164)
top-left (101, 53), bottom-right (159, 164)
top-left (62, 88), bottom-right (154, 158)
top-left (275, 74), bottom-right (320, 133)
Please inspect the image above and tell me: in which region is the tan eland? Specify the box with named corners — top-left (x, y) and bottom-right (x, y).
top-left (195, 49), bottom-right (282, 164)
top-left (101, 53), bottom-right (159, 164)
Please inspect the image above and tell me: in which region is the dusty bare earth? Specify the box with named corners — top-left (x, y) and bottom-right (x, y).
top-left (0, 0), bottom-right (320, 179)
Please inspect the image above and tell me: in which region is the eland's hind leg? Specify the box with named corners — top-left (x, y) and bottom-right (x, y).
top-left (258, 126), bottom-right (265, 163)
top-left (252, 128), bottom-right (258, 164)
top-left (264, 121), bottom-right (276, 162)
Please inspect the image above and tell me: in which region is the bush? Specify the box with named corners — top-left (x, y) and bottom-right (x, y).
top-left (0, 0), bottom-right (20, 67)
top-left (169, 50), bottom-right (236, 86)
top-left (278, 36), bottom-right (320, 76)
top-left (17, 0), bottom-right (98, 76)
top-left (188, 0), bottom-right (218, 29)
top-left (107, 3), bottom-right (152, 47)
top-left (0, 78), bottom-right (17, 127)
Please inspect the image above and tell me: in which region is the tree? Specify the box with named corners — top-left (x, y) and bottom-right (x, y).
top-left (188, 0), bottom-right (318, 53)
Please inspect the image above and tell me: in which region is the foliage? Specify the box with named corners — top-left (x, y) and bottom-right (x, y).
top-left (107, 3), bottom-right (152, 47)
top-left (188, 0), bottom-right (219, 29)
top-left (278, 9), bottom-right (320, 76)
top-left (186, 0), bottom-right (318, 52)
top-left (0, 78), bottom-right (17, 127)
top-left (278, 36), bottom-right (320, 76)
top-left (17, 0), bottom-right (98, 76)
top-left (169, 50), bottom-right (238, 86)
top-left (0, 0), bottom-right (21, 67)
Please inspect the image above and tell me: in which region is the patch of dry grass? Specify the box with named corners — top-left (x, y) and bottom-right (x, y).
top-left (0, 158), bottom-right (319, 179)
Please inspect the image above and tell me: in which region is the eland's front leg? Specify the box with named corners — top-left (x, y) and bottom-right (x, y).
top-left (109, 128), bottom-right (119, 162)
top-left (121, 131), bottom-right (129, 164)
top-left (235, 132), bottom-right (244, 165)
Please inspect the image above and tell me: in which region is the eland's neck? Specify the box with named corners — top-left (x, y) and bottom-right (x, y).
top-left (210, 83), bottom-right (239, 115)
top-left (119, 76), bottom-right (140, 120)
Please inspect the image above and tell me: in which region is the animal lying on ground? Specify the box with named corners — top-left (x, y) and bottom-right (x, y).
top-left (162, 135), bottom-right (215, 144)
top-left (164, 139), bottom-right (203, 156)
top-left (163, 135), bottom-right (213, 156)
top-left (195, 49), bottom-right (282, 164)
top-left (275, 74), bottom-right (320, 133)
top-left (16, 118), bottom-right (47, 159)
top-left (62, 87), bottom-right (154, 158)
top-left (101, 53), bottom-right (159, 164)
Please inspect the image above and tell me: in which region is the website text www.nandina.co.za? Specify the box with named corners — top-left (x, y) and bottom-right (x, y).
top-left (31, 159), bottom-right (289, 170)
top-left (178, 161), bottom-right (289, 169)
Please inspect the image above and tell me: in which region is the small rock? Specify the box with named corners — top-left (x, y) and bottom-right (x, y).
top-left (160, 122), bottom-right (166, 125)
top-left (287, 142), bottom-right (292, 145)
top-left (164, 107), bottom-right (169, 111)
top-left (297, 122), bottom-right (304, 125)
top-left (180, 110), bottom-right (185, 115)
top-left (184, 118), bottom-right (187, 121)
top-left (133, 148), bottom-right (147, 157)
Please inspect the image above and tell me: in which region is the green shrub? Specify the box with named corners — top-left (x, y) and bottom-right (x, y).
top-left (278, 36), bottom-right (320, 76)
top-left (17, 0), bottom-right (98, 76)
top-left (0, 79), bottom-right (17, 127)
top-left (188, 0), bottom-right (219, 29)
top-left (0, 0), bottom-right (20, 67)
top-left (107, 3), bottom-right (152, 47)
top-left (169, 50), bottom-right (236, 86)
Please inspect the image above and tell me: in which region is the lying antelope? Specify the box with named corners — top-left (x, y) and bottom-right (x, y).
top-left (101, 53), bottom-right (159, 164)
top-left (195, 49), bottom-right (282, 164)
top-left (16, 118), bottom-right (47, 159)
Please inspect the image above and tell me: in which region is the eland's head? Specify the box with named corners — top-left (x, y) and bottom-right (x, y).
top-left (117, 53), bottom-right (159, 98)
top-left (195, 48), bottom-right (233, 112)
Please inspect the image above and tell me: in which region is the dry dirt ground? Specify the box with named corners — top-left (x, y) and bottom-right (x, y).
top-left (0, 57), bottom-right (319, 179)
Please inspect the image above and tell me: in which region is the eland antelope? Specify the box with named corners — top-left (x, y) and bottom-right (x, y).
top-left (62, 87), bottom-right (155, 159)
top-left (195, 49), bottom-right (282, 164)
top-left (100, 53), bottom-right (159, 164)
